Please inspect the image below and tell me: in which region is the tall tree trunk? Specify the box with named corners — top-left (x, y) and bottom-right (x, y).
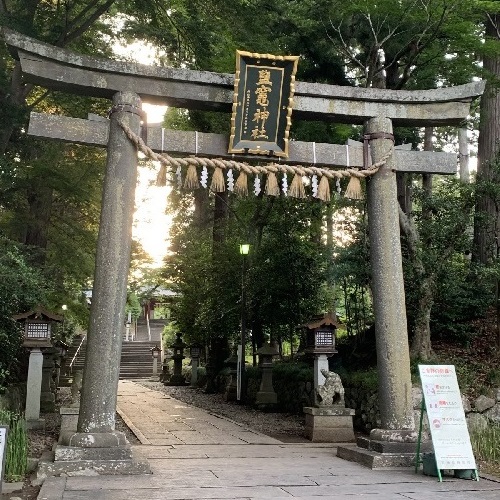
top-left (473, 14), bottom-right (500, 264)
top-left (205, 192), bottom-right (230, 392)
top-left (24, 183), bottom-right (53, 251)
top-left (400, 128), bottom-right (434, 360)
top-left (325, 202), bottom-right (337, 315)
top-left (0, 63), bottom-right (34, 156)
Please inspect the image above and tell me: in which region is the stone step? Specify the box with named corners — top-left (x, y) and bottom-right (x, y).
top-left (63, 338), bottom-right (164, 380)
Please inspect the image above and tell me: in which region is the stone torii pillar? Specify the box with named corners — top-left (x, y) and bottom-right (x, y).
top-left (3, 29), bottom-right (484, 469)
top-left (75, 91), bottom-right (141, 439)
top-left (366, 117), bottom-right (414, 435)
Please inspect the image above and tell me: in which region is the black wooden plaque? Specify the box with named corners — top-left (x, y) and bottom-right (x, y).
top-left (229, 51), bottom-right (299, 158)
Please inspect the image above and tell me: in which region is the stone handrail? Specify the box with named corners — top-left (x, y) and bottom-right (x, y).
top-left (69, 334), bottom-right (86, 373)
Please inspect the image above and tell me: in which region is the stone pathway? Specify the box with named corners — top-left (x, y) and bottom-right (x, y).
top-left (37, 381), bottom-right (500, 499)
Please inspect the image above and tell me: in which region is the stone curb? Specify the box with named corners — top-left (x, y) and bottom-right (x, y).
top-left (37, 476), bottom-right (66, 500)
top-left (116, 404), bottom-right (151, 445)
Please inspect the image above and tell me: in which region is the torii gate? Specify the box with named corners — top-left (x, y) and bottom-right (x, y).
top-left (4, 29), bottom-right (484, 470)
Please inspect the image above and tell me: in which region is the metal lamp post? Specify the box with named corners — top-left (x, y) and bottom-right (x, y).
top-left (238, 243), bottom-right (250, 401)
top-left (61, 304), bottom-right (67, 334)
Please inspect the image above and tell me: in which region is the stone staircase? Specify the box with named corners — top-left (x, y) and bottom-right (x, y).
top-left (61, 318), bottom-right (165, 381)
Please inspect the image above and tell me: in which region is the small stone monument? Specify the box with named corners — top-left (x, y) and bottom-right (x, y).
top-left (304, 369), bottom-right (355, 442)
top-left (255, 341), bottom-right (279, 410)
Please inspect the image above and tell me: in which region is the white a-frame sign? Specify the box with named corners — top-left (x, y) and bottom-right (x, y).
top-left (418, 365), bottom-right (478, 481)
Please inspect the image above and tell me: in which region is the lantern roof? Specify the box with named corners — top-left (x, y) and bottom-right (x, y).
top-left (257, 341), bottom-right (279, 356)
top-left (12, 305), bottom-right (63, 323)
top-left (302, 312), bottom-right (340, 330)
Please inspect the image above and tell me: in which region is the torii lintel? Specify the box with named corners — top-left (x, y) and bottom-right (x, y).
top-left (3, 29), bottom-right (485, 127)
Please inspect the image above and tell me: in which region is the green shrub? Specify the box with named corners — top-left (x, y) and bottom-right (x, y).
top-left (471, 424), bottom-right (500, 464)
top-left (0, 410), bottom-right (28, 481)
top-left (342, 368), bottom-right (378, 391)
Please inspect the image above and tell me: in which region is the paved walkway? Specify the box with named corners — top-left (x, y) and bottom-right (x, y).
top-left (38, 381), bottom-right (500, 499)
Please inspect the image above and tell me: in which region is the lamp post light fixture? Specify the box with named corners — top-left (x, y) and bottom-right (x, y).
top-left (61, 304), bottom-right (67, 335)
top-left (238, 243), bottom-right (250, 401)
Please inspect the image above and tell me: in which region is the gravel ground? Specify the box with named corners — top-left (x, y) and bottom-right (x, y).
top-left (136, 381), bottom-right (308, 442)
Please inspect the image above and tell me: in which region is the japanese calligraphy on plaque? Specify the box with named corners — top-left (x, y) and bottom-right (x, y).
top-left (229, 50), bottom-right (299, 158)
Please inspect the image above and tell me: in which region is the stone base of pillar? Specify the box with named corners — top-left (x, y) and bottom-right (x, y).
top-left (26, 418), bottom-right (45, 430)
top-left (58, 407), bottom-right (80, 444)
top-left (36, 448), bottom-right (150, 479)
top-left (337, 429), bottom-right (432, 469)
top-left (35, 431), bottom-right (151, 479)
top-left (304, 406), bottom-right (355, 443)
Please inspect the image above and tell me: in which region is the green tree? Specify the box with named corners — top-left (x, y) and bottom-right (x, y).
top-left (0, 238), bottom-right (48, 388)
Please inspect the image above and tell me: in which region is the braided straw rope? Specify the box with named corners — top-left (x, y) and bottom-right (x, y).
top-left (118, 120), bottom-right (393, 198)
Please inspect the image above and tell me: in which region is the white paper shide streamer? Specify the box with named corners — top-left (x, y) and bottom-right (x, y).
top-left (200, 165), bottom-right (208, 188)
top-left (311, 175), bottom-right (318, 198)
top-left (282, 173), bottom-right (288, 196)
top-left (176, 165), bottom-right (182, 188)
top-left (227, 169), bottom-right (234, 192)
top-left (254, 176), bottom-right (261, 196)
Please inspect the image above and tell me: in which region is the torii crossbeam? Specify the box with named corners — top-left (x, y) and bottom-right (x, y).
top-left (3, 28), bottom-right (484, 471)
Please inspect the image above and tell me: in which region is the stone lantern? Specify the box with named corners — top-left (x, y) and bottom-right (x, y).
top-left (302, 313), bottom-right (355, 443)
top-left (167, 332), bottom-right (186, 385)
top-left (12, 306), bottom-right (63, 429)
top-left (255, 342), bottom-right (279, 409)
top-left (224, 352), bottom-right (239, 402)
top-left (303, 313), bottom-right (338, 400)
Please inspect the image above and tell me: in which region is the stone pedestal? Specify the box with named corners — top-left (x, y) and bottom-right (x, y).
top-left (150, 358), bottom-right (159, 381)
top-left (224, 354), bottom-right (238, 402)
top-left (58, 406), bottom-right (80, 444)
top-left (304, 406), bottom-right (355, 442)
top-left (190, 358), bottom-right (199, 387)
top-left (40, 348), bottom-right (57, 412)
top-left (313, 354), bottom-right (329, 405)
top-left (26, 348), bottom-right (45, 429)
